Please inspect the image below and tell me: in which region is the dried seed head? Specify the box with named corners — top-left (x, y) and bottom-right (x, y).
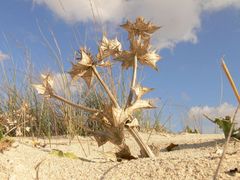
top-left (114, 50), bottom-right (134, 69)
top-left (97, 35), bottom-right (122, 61)
top-left (69, 48), bottom-right (95, 88)
top-left (115, 49), bottom-right (160, 70)
top-left (32, 74), bottom-right (54, 98)
top-left (121, 16), bottom-right (160, 40)
top-left (138, 50), bottom-right (161, 70)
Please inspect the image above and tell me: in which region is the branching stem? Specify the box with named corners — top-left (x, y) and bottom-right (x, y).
top-left (51, 93), bottom-right (100, 113)
top-left (92, 65), bottom-right (120, 109)
top-left (125, 55), bottom-right (138, 109)
top-left (126, 126), bottom-right (155, 158)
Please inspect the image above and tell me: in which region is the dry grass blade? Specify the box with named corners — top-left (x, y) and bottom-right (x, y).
top-left (221, 59), bottom-right (240, 103)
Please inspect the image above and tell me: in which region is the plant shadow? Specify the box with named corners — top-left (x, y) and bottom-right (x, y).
top-left (160, 138), bottom-right (225, 152)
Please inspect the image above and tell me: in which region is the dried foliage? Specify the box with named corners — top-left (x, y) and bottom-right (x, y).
top-left (33, 17), bottom-right (161, 158)
top-left (116, 17), bottom-right (161, 70)
top-left (0, 138), bottom-right (14, 153)
top-left (0, 102), bottom-right (36, 136)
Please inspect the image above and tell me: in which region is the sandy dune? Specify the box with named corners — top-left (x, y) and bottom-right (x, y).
top-left (0, 132), bottom-right (239, 180)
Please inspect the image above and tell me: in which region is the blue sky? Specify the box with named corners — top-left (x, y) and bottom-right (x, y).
top-left (0, 0), bottom-right (240, 132)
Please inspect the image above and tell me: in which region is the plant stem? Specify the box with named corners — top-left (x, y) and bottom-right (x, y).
top-left (125, 55), bottom-right (138, 109)
top-left (92, 66), bottom-right (120, 108)
top-left (51, 93), bottom-right (100, 113)
top-left (126, 126), bottom-right (155, 158)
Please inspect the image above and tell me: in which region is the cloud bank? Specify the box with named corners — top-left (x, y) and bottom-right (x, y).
top-left (34, 0), bottom-right (240, 49)
top-left (188, 102), bottom-right (240, 127)
top-left (0, 51), bottom-right (9, 62)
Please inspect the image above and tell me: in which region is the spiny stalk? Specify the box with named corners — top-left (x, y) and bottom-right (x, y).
top-left (92, 65), bottom-right (120, 109)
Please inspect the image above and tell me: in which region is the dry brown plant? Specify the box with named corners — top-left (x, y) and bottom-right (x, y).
top-left (33, 17), bottom-right (161, 158)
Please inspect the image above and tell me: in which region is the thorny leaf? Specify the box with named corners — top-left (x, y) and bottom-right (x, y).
top-left (69, 48), bottom-right (95, 88)
top-left (138, 50), bottom-right (161, 70)
top-left (41, 74), bottom-right (54, 87)
top-left (91, 104), bottom-right (128, 127)
top-left (130, 38), bottom-right (149, 56)
top-left (97, 35), bottom-right (122, 60)
top-left (115, 50), bottom-right (135, 69)
top-left (90, 104), bottom-right (114, 127)
top-left (32, 84), bottom-right (46, 95)
top-left (132, 84), bottom-right (154, 100)
top-left (97, 60), bottom-right (112, 67)
top-left (32, 74), bottom-right (54, 98)
top-left (115, 49), bottom-right (160, 70)
top-left (126, 99), bottom-right (155, 115)
top-left (90, 104), bottom-right (127, 147)
top-left (121, 16), bottom-right (160, 40)
top-left (112, 107), bottom-right (128, 126)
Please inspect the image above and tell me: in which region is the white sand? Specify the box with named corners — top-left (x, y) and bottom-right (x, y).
top-left (0, 132), bottom-right (239, 180)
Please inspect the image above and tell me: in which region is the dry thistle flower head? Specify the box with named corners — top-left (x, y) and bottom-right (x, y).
top-left (69, 48), bottom-right (111, 87)
top-left (69, 48), bottom-right (95, 88)
top-left (97, 35), bottom-right (122, 60)
top-left (115, 17), bottom-right (161, 70)
top-left (121, 16), bottom-right (160, 40)
top-left (116, 48), bottom-right (160, 70)
top-left (138, 49), bottom-right (160, 70)
top-left (32, 74), bottom-right (54, 98)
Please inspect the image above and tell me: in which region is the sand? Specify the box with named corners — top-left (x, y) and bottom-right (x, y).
top-left (0, 132), bottom-right (239, 180)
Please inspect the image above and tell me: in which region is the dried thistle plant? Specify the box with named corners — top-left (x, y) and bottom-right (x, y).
top-left (33, 17), bottom-right (161, 158)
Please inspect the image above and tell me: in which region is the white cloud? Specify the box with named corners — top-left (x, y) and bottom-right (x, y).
top-left (34, 0), bottom-right (240, 49)
top-left (202, 0), bottom-right (240, 11)
top-left (187, 102), bottom-right (240, 127)
top-left (0, 51), bottom-right (9, 62)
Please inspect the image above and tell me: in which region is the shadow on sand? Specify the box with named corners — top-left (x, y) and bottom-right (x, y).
top-left (160, 138), bottom-right (225, 152)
